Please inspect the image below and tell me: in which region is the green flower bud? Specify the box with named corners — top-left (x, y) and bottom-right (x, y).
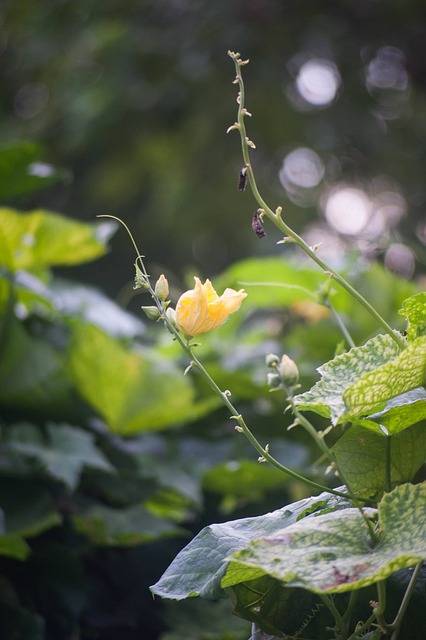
top-left (141, 306), bottom-right (161, 321)
top-left (267, 372), bottom-right (281, 389)
top-left (266, 353), bottom-right (280, 368)
top-left (154, 274), bottom-right (169, 301)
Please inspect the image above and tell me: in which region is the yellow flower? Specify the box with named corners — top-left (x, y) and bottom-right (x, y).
top-left (175, 277), bottom-right (247, 337)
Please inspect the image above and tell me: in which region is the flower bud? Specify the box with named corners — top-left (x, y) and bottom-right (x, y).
top-left (141, 306), bottom-right (161, 321)
top-left (266, 353), bottom-right (280, 368)
top-left (165, 307), bottom-right (179, 332)
top-left (267, 372), bottom-right (281, 389)
top-left (278, 355), bottom-right (299, 386)
top-left (154, 274), bottom-right (169, 301)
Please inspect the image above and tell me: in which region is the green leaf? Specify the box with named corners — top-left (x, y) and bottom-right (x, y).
top-left (0, 478), bottom-right (61, 538)
top-left (67, 323), bottom-right (208, 434)
top-left (6, 422), bottom-right (114, 491)
top-left (228, 577), bottom-right (333, 638)
top-left (0, 141), bottom-right (69, 199)
top-left (343, 337), bottom-right (426, 422)
top-left (0, 534), bottom-right (31, 560)
top-left (0, 207), bottom-right (115, 271)
top-left (214, 257), bottom-right (336, 309)
top-left (333, 423), bottom-right (426, 498)
top-left (0, 316), bottom-right (72, 414)
top-left (150, 490), bottom-right (350, 600)
top-left (224, 483), bottom-right (426, 594)
top-left (399, 292), bottom-right (426, 341)
top-left (294, 334), bottom-right (402, 424)
top-left (359, 387), bottom-right (426, 434)
top-left (73, 503), bottom-right (183, 546)
top-left (203, 460), bottom-right (290, 500)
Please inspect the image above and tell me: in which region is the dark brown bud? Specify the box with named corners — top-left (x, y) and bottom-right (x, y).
top-left (252, 209), bottom-right (266, 238)
top-left (238, 166), bottom-right (248, 191)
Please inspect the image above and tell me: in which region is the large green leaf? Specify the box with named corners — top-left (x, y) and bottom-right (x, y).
top-left (6, 422), bottom-right (114, 491)
top-left (294, 333), bottom-right (403, 424)
top-left (0, 142), bottom-right (68, 199)
top-left (0, 533), bottom-right (31, 560)
top-left (333, 423), bottom-right (426, 498)
top-left (360, 388), bottom-right (426, 434)
top-left (0, 207), bottom-right (115, 271)
top-left (67, 323), bottom-right (214, 434)
top-left (150, 490), bottom-right (350, 600)
top-left (224, 483), bottom-right (426, 594)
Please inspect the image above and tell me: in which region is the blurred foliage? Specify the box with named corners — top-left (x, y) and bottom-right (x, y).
top-left (2, 0), bottom-right (426, 296)
top-left (1, 1), bottom-right (426, 638)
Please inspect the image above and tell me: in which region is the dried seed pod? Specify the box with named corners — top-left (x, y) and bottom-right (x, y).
top-left (252, 209), bottom-right (266, 238)
top-left (238, 166), bottom-right (248, 191)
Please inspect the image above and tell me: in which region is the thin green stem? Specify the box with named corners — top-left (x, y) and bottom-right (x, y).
top-left (318, 594), bottom-right (345, 634)
top-left (326, 301), bottom-right (356, 349)
top-left (228, 51), bottom-right (405, 350)
top-left (100, 214), bottom-right (353, 501)
top-left (389, 561), bottom-right (423, 639)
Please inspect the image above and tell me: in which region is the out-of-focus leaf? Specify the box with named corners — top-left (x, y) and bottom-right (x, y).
top-left (333, 423), bottom-right (426, 498)
top-left (0, 478), bottom-right (61, 538)
top-left (150, 490), bottom-right (350, 600)
top-left (399, 293), bottom-right (426, 341)
top-left (0, 534), bottom-right (31, 560)
top-left (0, 207), bottom-right (116, 271)
top-left (203, 460), bottom-right (290, 499)
top-left (67, 323), bottom-right (213, 434)
top-left (74, 503), bottom-right (184, 546)
top-left (6, 422), bottom-right (114, 491)
top-left (0, 142), bottom-right (69, 199)
top-left (224, 483), bottom-right (425, 594)
top-left (50, 278), bottom-right (145, 337)
top-left (0, 315), bottom-right (72, 414)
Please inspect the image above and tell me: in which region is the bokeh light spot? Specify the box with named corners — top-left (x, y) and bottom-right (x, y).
top-left (296, 59), bottom-right (340, 107)
top-left (384, 243), bottom-right (415, 278)
top-left (280, 147), bottom-right (324, 189)
top-left (323, 187), bottom-right (372, 235)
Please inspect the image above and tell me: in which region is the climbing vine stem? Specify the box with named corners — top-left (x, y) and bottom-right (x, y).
top-left (227, 50), bottom-right (405, 350)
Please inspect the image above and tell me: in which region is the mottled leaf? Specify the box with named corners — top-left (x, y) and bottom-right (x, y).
top-left (399, 292), bottom-right (426, 341)
top-left (224, 483), bottom-right (426, 594)
top-left (294, 334), bottom-right (403, 424)
top-left (343, 337), bottom-right (426, 421)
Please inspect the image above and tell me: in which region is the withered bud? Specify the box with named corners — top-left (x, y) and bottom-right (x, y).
top-left (238, 166), bottom-right (248, 191)
top-left (252, 209), bottom-right (266, 239)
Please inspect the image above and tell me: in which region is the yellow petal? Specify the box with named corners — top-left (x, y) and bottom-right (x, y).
top-left (175, 278), bottom-right (247, 337)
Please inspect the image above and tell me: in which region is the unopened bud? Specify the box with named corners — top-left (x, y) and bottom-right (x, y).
top-left (141, 306), bottom-right (161, 321)
top-left (165, 307), bottom-right (179, 332)
top-left (154, 274), bottom-right (169, 301)
top-left (266, 353), bottom-right (280, 368)
top-left (267, 372), bottom-right (281, 389)
top-left (278, 355), bottom-right (299, 386)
